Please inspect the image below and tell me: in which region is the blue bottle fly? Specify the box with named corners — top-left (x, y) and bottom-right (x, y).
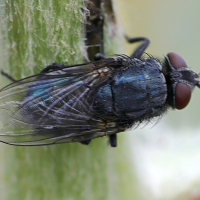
top-left (0, 37), bottom-right (199, 147)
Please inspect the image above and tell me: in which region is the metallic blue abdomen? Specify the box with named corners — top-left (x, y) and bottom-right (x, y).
top-left (95, 58), bottom-right (167, 121)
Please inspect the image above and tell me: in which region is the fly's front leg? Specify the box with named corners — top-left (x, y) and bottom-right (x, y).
top-left (109, 134), bottom-right (117, 147)
top-left (125, 36), bottom-right (150, 59)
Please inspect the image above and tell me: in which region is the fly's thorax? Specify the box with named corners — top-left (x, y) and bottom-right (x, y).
top-left (143, 57), bottom-right (163, 71)
top-left (94, 58), bottom-right (168, 122)
top-left (163, 52), bottom-right (199, 110)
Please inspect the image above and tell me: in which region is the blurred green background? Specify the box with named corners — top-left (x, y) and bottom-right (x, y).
top-left (0, 0), bottom-right (200, 200)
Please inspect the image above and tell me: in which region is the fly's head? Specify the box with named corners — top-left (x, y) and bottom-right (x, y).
top-left (164, 52), bottom-right (200, 110)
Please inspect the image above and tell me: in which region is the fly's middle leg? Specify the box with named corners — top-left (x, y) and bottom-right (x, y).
top-left (93, 15), bottom-right (105, 61)
top-left (109, 134), bottom-right (117, 147)
top-left (94, 53), bottom-right (106, 61)
top-left (86, 1), bottom-right (104, 61)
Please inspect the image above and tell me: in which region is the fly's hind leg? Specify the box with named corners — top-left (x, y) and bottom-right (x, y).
top-left (1, 63), bottom-right (67, 81)
top-left (1, 71), bottom-right (17, 82)
top-left (109, 134), bottom-right (117, 147)
top-left (125, 36), bottom-right (150, 59)
top-left (80, 140), bottom-right (91, 145)
top-left (40, 63), bottom-right (67, 73)
top-left (80, 134), bottom-right (117, 147)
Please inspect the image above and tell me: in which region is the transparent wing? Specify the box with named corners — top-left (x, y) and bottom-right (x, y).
top-left (0, 58), bottom-right (123, 146)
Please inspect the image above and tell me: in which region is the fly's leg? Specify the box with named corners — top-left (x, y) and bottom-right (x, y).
top-left (93, 12), bottom-right (105, 61)
top-left (100, 15), bottom-right (104, 56)
top-left (40, 63), bottom-right (66, 73)
top-left (80, 140), bottom-right (91, 145)
top-left (94, 53), bottom-right (106, 61)
top-left (1, 71), bottom-right (17, 82)
top-left (109, 134), bottom-right (117, 147)
top-left (86, 1), bottom-right (104, 61)
top-left (94, 9), bottom-right (105, 60)
top-left (1, 63), bottom-right (67, 81)
top-left (125, 36), bottom-right (150, 59)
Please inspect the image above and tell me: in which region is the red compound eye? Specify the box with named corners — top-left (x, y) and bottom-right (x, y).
top-left (167, 52), bottom-right (187, 68)
top-left (175, 83), bottom-right (191, 110)
top-left (167, 52), bottom-right (191, 110)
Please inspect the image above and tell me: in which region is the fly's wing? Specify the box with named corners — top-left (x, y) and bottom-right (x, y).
top-left (0, 58), bottom-right (122, 146)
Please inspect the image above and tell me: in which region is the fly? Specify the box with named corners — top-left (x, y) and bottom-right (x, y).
top-left (0, 35), bottom-right (199, 147)
top-left (0, 2), bottom-right (200, 147)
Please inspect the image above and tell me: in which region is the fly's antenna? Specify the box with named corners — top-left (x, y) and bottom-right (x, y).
top-left (196, 81), bottom-right (200, 88)
top-left (196, 73), bottom-right (200, 88)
